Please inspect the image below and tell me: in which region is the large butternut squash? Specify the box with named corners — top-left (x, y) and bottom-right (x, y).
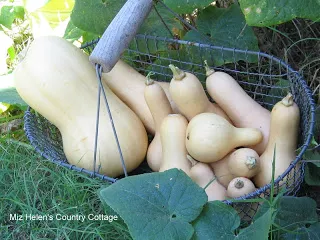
top-left (253, 93), bottom-right (300, 187)
top-left (14, 36), bottom-right (148, 177)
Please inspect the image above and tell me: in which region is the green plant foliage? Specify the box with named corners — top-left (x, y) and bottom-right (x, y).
top-left (163, 0), bottom-right (213, 14)
top-left (100, 169), bottom-right (208, 240)
top-left (281, 222), bottom-right (320, 240)
top-left (183, 4), bottom-right (259, 66)
top-left (238, 0), bottom-right (320, 27)
top-left (0, 5), bottom-right (25, 29)
top-left (99, 168), bottom-right (320, 239)
top-left (71, 0), bottom-right (182, 38)
top-left (0, 74), bottom-right (27, 107)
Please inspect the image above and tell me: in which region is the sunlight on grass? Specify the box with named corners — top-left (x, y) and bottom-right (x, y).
top-left (0, 141), bottom-right (131, 239)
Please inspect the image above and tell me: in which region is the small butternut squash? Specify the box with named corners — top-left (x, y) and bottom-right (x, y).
top-left (190, 162), bottom-right (227, 201)
top-left (253, 93), bottom-right (300, 187)
top-left (205, 61), bottom-right (270, 154)
top-left (227, 148), bottom-right (260, 178)
top-left (210, 148), bottom-right (260, 187)
top-left (168, 64), bottom-right (231, 122)
top-left (102, 60), bottom-right (179, 134)
top-left (227, 177), bottom-right (256, 198)
top-left (14, 36), bottom-right (148, 177)
top-left (144, 74), bottom-right (173, 171)
top-left (159, 114), bottom-right (191, 175)
top-left (186, 113), bottom-right (263, 163)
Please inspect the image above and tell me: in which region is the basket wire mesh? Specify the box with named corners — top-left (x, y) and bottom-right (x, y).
top-left (23, 2), bottom-right (315, 221)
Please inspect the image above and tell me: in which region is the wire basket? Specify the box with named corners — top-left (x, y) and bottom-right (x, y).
top-left (24, 34), bottom-right (315, 221)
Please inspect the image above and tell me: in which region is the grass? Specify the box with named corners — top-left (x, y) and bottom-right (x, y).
top-left (0, 140), bottom-right (131, 240)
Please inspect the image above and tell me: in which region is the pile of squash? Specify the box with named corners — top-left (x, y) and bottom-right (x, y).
top-left (14, 36), bottom-right (300, 201)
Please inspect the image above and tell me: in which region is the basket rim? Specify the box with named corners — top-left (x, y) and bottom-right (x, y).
top-left (24, 34), bottom-right (316, 202)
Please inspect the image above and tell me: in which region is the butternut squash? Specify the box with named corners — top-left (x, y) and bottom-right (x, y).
top-left (227, 177), bottom-right (256, 198)
top-left (210, 155), bottom-right (235, 188)
top-left (168, 64), bottom-right (231, 122)
top-left (227, 148), bottom-right (260, 178)
top-left (204, 61), bottom-right (270, 154)
top-left (14, 36), bottom-right (148, 177)
top-left (190, 162), bottom-right (227, 201)
top-left (186, 113), bottom-right (263, 163)
top-left (159, 114), bottom-right (191, 175)
top-left (253, 93), bottom-right (300, 187)
top-left (210, 148), bottom-right (260, 187)
top-left (102, 60), bottom-right (179, 134)
top-left (144, 74), bottom-right (173, 171)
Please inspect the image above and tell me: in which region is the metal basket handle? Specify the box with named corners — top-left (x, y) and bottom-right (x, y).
top-left (89, 0), bottom-right (154, 72)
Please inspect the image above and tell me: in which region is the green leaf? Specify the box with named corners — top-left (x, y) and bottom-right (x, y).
top-left (303, 150), bottom-right (320, 167)
top-left (183, 4), bottom-right (259, 66)
top-left (237, 209), bottom-right (272, 240)
top-left (71, 0), bottom-right (182, 40)
top-left (305, 163), bottom-right (320, 186)
top-left (7, 46), bottom-right (16, 62)
top-left (0, 74), bottom-right (27, 106)
top-left (192, 201), bottom-right (240, 240)
top-left (163, 0), bottom-right (213, 14)
top-left (238, 0), bottom-right (320, 27)
top-left (281, 222), bottom-right (320, 240)
top-left (99, 169), bottom-right (207, 240)
top-left (0, 6), bottom-right (16, 29)
top-left (273, 197), bottom-right (318, 232)
top-left (0, 5), bottom-right (25, 29)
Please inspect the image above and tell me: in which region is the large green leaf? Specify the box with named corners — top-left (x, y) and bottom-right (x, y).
top-left (238, 0), bottom-right (320, 27)
top-left (273, 197), bottom-right (318, 231)
top-left (281, 222), bottom-right (320, 240)
top-left (163, 0), bottom-right (213, 14)
top-left (99, 169), bottom-right (207, 240)
top-left (192, 201), bottom-right (240, 240)
top-left (192, 201), bottom-right (272, 240)
top-left (183, 4), bottom-right (259, 66)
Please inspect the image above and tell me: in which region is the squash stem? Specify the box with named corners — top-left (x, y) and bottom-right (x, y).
top-left (145, 72), bottom-right (155, 86)
top-left (204, 60), bottom-right (215, 77)
top-left (234, 179), bottom-right (244, 189)
top-left (246, 156), bottom-right (257, 170)
top-left (281, 92), bottom-right (294, 107)
top-left (168, 64), bottom-right (185, 80)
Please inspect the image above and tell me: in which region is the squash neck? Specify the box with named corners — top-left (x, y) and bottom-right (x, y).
top-left (235, 128), bottom-right (262, 146)
top-left (169, 64), bottom-right (186, 80)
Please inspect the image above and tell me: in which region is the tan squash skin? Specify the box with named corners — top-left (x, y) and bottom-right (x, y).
top-left (204, 61), bottom-right (270, 154)
top-left (253, 93), bottom-right (300, 187)
top-left (14, 36), bottom-right (148, 178)
top-left (102, 60), bottom-right (179, 134)
top-left (159, 114), bottom-right (191, 175)
top-left (210, 148), bottom-right (260, 187)
top-left (227, 177), bottom-right (256, 198)
top-left (190, 162), bottom-right (227, 201)
top-left (144, 76), bottom-right (173, 171)
top-left (227, 148), bottom-right (260, 178)
top-left (168, 64), bottom-right (231, 122)
top-left (186, 113), bottom-right (263, 163)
